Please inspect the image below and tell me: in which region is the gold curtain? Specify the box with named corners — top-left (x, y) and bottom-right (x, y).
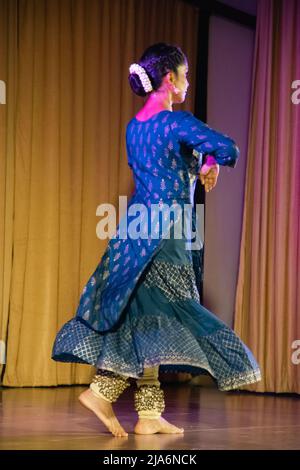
top-left (0, 0), bottom-right (198, 386)
top-left (234, 0), bottom-right (300, 393)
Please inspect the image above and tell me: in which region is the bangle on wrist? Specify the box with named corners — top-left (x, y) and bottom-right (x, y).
top-left (204, 155), bottom-right (217, 166)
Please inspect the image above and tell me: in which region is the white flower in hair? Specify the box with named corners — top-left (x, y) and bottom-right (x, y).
top-left (129, 63), bottom-right (153, 93)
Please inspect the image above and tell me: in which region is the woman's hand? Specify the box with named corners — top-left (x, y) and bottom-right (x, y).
top-left (198, 156), bottom-right (220, 192)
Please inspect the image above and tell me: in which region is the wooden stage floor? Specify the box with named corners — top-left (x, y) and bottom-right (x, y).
top-left (1, 382), bottom-right (300, 450)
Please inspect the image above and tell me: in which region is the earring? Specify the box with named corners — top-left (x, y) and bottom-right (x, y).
top-left (173, 86), bottom-right (180, 94)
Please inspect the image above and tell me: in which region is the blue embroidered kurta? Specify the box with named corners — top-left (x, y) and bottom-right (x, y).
top-left (51, 110), bottom-right (261, 391)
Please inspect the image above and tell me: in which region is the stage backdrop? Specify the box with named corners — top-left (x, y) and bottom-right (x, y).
top-left (2, 0), bottom-right (297, 393)
top-left (0, 0), bottom-right (198, 386)
top-left (233, 0), bottom-right (300, 393)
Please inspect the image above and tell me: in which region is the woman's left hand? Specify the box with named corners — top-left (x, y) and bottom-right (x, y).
top-left (199, 160), bottom-right (220, 192)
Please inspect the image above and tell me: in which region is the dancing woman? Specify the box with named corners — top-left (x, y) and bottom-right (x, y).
top-left (52, 42), bottom-right (261, 437)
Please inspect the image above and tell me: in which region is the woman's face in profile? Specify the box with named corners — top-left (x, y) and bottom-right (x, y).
top-left (173, 63), bottom-right (189, 103)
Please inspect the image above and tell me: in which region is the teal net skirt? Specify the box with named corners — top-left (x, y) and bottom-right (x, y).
top-left (52, 225), bottom-right (261, 391)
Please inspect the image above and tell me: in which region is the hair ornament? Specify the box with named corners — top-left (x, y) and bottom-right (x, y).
top-left (129, 63), bottom-right (153, 93)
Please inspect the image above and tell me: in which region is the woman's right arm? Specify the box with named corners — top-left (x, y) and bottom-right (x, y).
top-left (171, 111), bottom-right (240, 169)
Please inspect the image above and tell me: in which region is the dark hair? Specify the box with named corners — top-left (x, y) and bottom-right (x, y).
top-left (128, 42), bottom-right (187, 97)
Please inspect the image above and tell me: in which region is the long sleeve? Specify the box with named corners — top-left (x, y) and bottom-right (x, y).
top-left (171, 111), bottom-right (240, 168)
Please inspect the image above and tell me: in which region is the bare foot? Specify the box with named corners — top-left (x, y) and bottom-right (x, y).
top-left (134, 416), bottom-right (184, 435)
top-left (78, 388), bottom-right (128, 437)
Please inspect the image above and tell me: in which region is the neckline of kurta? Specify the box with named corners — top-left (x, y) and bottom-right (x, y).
top-left (133, 109), bottom-right (172, 123)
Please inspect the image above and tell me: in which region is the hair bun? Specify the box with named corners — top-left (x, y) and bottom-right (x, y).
top-left (129, 63), bottom-right (153, 93)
